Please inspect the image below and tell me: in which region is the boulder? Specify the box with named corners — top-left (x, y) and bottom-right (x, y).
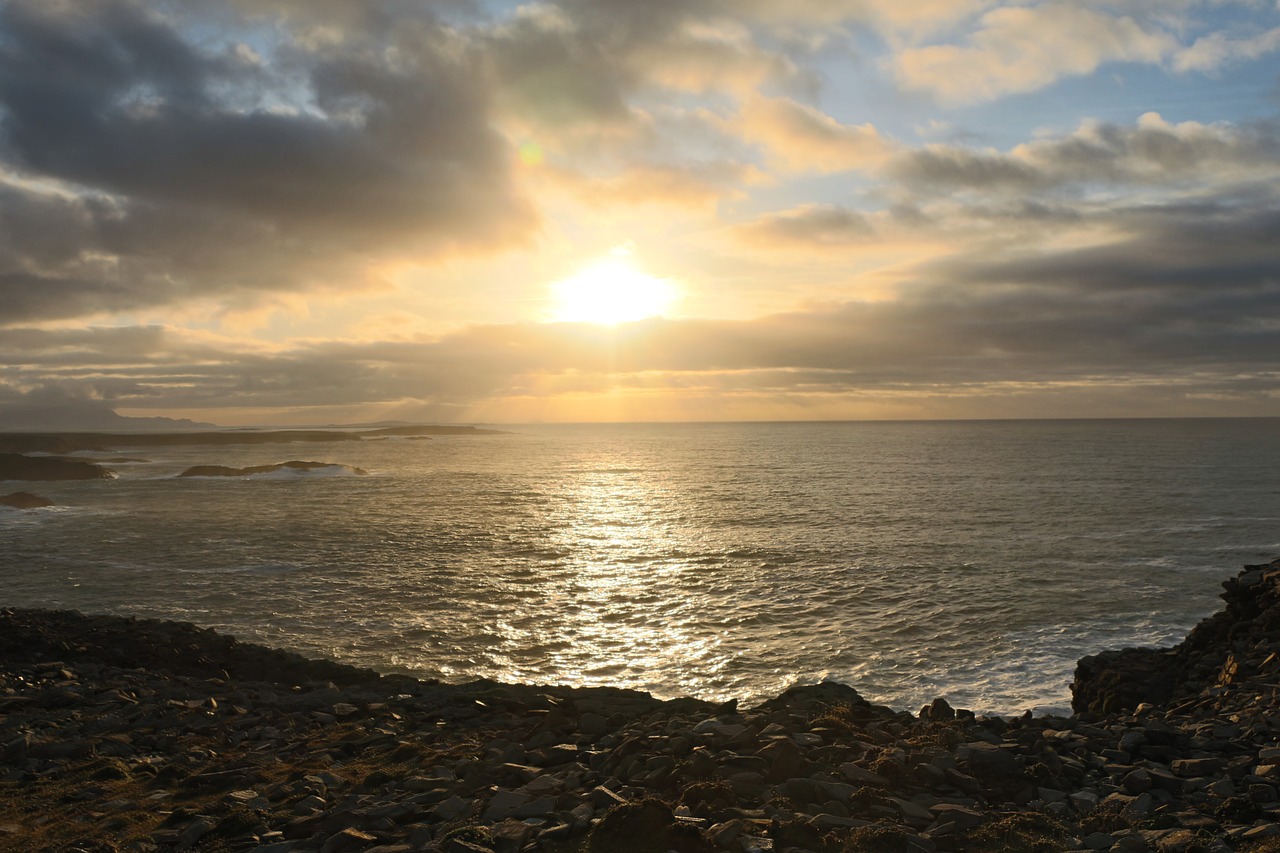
top-left (588, 799), bottom-right (711, 853)
top-left (1072, 647), bottom-right (1177, 714)
top-left (1072, 559), bottom-right (1280, 714)
top-left (0, 492), bottom-right (53, 508)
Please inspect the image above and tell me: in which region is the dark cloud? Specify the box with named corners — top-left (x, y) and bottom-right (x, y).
top-left (892, 115), bottom-right (1280, 193)
top-left (733, 204), bottom-right (875, 246)
top-left (485, 7), bottom-right (637, 129)
top-left (943, 203), bottom-right (1280, 298)
top-left (0, 0), bottom-right (533, 325)
top-left (893, 146), bottom-right (1043, 190)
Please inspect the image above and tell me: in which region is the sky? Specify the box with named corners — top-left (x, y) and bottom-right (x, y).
top-left (1, 0), bottom-right (1280, 427)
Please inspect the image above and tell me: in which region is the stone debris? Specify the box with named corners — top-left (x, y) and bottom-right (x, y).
top-left (2, 559), bottom-right (1280, 851)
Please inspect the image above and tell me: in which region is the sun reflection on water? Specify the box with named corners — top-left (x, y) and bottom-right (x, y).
top-left (495, 461), bottom-right (729, 696)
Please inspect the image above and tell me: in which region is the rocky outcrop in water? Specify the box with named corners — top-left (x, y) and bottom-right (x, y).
top-left (0, 453), bottom-right (114, 481)
top-left (3, 561), bottom-right (1280, 852)
top-left (0, 492), bottom-right (52, 509)
top-left (177, 461), bottom-right (368, 478)
top-left (1072, 558), bottom-right (1280, 716)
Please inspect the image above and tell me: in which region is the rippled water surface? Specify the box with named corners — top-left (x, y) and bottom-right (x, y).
top-left (3, 419), bottom-right (1279, 715)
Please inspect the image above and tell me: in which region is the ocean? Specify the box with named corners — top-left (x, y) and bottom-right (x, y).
top-left (2, 419), bottom-right (1278, 716)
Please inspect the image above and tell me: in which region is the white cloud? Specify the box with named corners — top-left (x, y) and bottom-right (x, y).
top-left (894, 3), bottom-right (1176, 104)
top-left (1174, 25), bottom-right (1280, 72)
top-left (735, 94), bottom-right (896, 174)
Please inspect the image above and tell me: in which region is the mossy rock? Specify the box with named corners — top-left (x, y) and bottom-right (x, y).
top-left (953, 811), bottom-right (1073, 853)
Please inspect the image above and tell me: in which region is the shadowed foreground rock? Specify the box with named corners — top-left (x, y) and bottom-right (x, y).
top-left (4, 560), bottom-right (1280, 852)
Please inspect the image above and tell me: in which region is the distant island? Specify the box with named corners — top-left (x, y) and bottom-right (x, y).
top-left (0, 425), bottom-right (507, 457)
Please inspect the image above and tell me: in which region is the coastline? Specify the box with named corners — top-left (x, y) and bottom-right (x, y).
top-left (3, 561), bottom-right (1280, 852)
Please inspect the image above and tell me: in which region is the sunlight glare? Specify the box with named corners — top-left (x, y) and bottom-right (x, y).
top-left (551, 256), bottom-right (679, 325)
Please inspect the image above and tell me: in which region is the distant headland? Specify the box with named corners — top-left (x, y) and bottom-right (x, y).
top-left (0, 424), bottom-right (507, 458)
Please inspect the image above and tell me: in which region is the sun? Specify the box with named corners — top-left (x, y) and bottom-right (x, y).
top-left (550, 254), bottom-right (679, 325)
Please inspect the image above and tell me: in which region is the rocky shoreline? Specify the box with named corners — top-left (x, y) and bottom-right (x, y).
top-left (3, 561), bottom-right (1280, 853)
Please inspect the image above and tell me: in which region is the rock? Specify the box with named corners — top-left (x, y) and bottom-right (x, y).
top-left (1119, 730), bottom-right (1145, 753)
top-left (483, 790), bottom-right (532, 822)
top-left (1072, 650), bottom-right (1177, 715)
top-left (293, 794), bottom-right (326, 814)
top-left (1122, 768), bottom-right (1153, 794)
top-left (708, 819), bottom-right (745, 846)
top-left (963, 742), bottom-right (1021, 780)
top-left (589, 785), bottom-right (627, 809)
top-left (321, 828), bottom-right (378, 853)
top-left (1153, 828), bottom-right (1201, 853)
top-left (4, 734), bottom-right (29, 762)
top-left (840, 763), bottom-right (889, 787)
top-left (0, 492), bottom-right (53, 509)
top-left (1069, 790), bottom-right (1100, 812)
top-left (1111, 834), bottom-right (1152, 853)
top-left (1171, 758), bottom-right (1223, 777)
top-left (490, 820), bottom-right (533, 853)
top-left (928, 803), bottom-right (983, 829)
top-left (769, 817), bottom-right (824, 851)
top-left (760, 738), bottom-right (805, 782)
top-left (0, 454), bottom-right (114, 481)
top-left (175, 817), bottom-right (217, 850)
top-left (920, 697), bottom-right (956, 722)
top-left (579, 712), bottom-right (609, 735)
top-left (1146, 767), bottom-right (1182, 794)
top-left (431, 796), bottom-right (472, 822)
top-left (444, 840), bottom-right (493, 853)
top-left (891, 797), bottom-right (934, 823)
top-left (178, 461), bottom-right (367, 477)
top-left (587, 798), bottom-right (710, 853)
top-left (1074, 560), bottom-right (1280, 715)
top-left (780, 777), bottom-right (824, 807)
top-left (532, 743), bottom-right (580, 766)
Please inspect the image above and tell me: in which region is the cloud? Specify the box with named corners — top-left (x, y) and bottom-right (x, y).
top-left (891, 113), bottom-right (1280, 193)
top-left (1174, 25), bottom-right (1280, 72)
top-left (0, 0), bottom-right (534, 325)
top-left (731, 112), bottom-right (1280, 250)
top-left (894, 3), bottom-right (1176, 103)
top-left (546, 162), bottom-right (751, 209)
top-left (693, 0), bottom-right (994, 39)
top-left (635, 19), bottom-right (807, 96)
top-left (736, 94), bottom-right (896, 174)
top-left (732, 204), bottom-right (876, 247)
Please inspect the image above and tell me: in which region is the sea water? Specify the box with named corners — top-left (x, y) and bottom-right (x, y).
top-left (2, 419), bottom-right (1278, 716)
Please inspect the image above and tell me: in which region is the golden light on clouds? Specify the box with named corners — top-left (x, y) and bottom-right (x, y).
top-left (550, 249), bottom-right (680, 325)
top-left (3, 0), bottom-right (1280, 427)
